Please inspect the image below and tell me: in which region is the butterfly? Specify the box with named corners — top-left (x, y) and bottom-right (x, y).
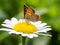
top-left (24, 5), bottom-right (40, 21)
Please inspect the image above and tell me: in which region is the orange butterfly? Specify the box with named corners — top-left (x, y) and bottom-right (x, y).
top-left (24, 5), bottom-right (40, 21)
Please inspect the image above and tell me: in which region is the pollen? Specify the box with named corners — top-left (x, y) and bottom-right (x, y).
top-left (13, 22), bottom-right (37, 34)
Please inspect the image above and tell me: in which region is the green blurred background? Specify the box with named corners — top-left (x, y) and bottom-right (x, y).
top-left (0, 0), bottom-right (60, 45)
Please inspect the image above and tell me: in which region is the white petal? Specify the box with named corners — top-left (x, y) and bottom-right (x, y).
top-left (11, 17), bottom-right (18, 26)
top-left (29, 21), bottom-right (51, 34)
top-left (27, 34), bottom-right (38, 38)
top-left (3, 19), bottom-right (12, 26)
top-left (19, 19), bottom-right (25, 22)
top-left (42, 26), bottom-right (51, 29)
top-left (38, 23), bottom-right (47, 27)
top-left (38, 26), bottom-right (51, 30)
top-left (35, 21), bottom-right (41, 24)
top-left (37, 28), bottom-right (51, 32)
top-left (0, 28), bottom-right (14, 32)
top-left (14, 32), bottom-right (22, 34)
top-left (28, 36), bottom-right (33, 38)
top-left (45, 26), bottom-right (51, 27)
top-left (9, 31), bottom-right (15, 34)
top-left (3, 19), bottom-right (11, 24)
top-left (30, 21), bottom-right (41, 25)
top-left (32, 34), bottom-right (38, 37)
top-left (2, 24), bottom-right (12, 28)
top-left (21, 33), bottom-right (28, 36)
top-left (37, 33), bottom-right (52, 37)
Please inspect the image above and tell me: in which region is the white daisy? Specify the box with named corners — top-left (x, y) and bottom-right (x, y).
top-left (0, 17), bottom-right (52, 38)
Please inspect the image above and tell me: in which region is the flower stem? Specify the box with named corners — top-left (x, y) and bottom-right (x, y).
top-left (25, 37), bottom-right (29, 45)
top-left (19, 36), bottom-right (23, 45)
top-left (19, 36), bottom-right (29, 45)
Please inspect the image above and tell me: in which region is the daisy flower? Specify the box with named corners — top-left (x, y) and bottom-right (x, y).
top-left (0, 17), bottom-right (51, 38)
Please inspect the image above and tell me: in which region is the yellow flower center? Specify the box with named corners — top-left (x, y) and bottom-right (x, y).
top-left (13, 22), bottom-right (37, 34)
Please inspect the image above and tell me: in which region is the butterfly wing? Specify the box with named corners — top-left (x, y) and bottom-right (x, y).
top-left (35, 14), bottom-right (40, 21)
top-left (24, 5), bottom-right (35, 19)
top-left (24, 5), bottom-right (40, 21)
